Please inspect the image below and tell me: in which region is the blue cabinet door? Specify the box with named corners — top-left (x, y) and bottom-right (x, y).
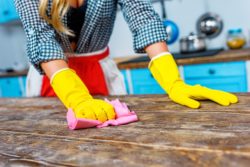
top-left (130, 68), bottom-right (165, 95)
top-left (7, 0), bottom-right (19, 21)
top-left (120, 70), bottom-right (130, 94)
top-left (184, 61), bottom-right (247, 92)
top-left (0, 76), bottom-right (27, 97)
top-left (0, 0), bottom-right (19, 23)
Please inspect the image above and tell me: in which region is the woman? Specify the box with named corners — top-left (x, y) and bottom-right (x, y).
top-left (15, 0), bottom-right (238, 123)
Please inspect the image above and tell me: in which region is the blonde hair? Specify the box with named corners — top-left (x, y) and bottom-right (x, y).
top-left (39, 0), bottom-right (73, 35)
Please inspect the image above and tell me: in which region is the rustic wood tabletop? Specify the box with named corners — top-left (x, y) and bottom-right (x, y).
top-left (1, 94), bottom-right (250, 167)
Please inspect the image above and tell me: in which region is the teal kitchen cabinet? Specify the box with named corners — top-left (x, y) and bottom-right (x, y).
top-left (184, 61), bottom-right (247, 92)
top-left (130, 68), bottom-right (165, 94)
top-left (121, 68), bottom-right (165, 95)
top-left (120, 70), bottom-right (130, 94)
top-left (0, 0), bottom-right (19, 23)
top-left (0, 76), bottom-right (26, 97)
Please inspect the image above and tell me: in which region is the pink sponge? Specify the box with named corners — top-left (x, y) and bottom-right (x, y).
top-left (67, 99), bottom-right (138, 130)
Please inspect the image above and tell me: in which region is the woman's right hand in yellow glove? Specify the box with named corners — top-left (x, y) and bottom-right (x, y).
top-left (50, 68), bottom-right (115, 122)
top-left (73, 99), bottom-right (116, 123)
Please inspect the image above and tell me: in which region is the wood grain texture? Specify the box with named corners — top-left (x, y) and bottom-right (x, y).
top-left (1, 94), bottom-right (250, 166)
top-left (116, 48), bottom-right (250, 69)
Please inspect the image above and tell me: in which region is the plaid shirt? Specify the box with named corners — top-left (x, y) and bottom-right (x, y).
top-left (15, 0), bottom-right (167, 74)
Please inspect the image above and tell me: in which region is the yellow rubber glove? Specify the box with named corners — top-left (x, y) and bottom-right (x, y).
top-left (51, 68), bottom-right (115, 122)
top-left (149, 53), bottom-right (238, 108)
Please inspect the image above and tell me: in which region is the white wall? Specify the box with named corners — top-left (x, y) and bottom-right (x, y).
top-left (109, 0), bottom-right (250, 58)
top-left (0, 22), bottom-right (28, 71)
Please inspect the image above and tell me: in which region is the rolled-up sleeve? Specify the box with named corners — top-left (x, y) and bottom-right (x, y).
top-left (14, 0), bottom-right (65, 74)
top-left (118, 0), bottom-right (168, 53)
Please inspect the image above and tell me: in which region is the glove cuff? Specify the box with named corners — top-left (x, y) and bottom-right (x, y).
top-left (148, 52), bottom-right (183, 93)
top-left (50, 68), bottom-right (71, 84)
top-left (51, 68), bottom-right (93, 108)
top-left (148, 52), bottom-right (172, 68)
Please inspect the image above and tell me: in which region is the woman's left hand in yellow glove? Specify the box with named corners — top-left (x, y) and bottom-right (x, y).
top-left (167, 81), bottom-right (238, 109)
top-left (149, 52), bottom-right (238, 109)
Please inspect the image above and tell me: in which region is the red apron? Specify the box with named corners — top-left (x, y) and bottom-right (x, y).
top-left (41, 48), bottom-right (110, 97)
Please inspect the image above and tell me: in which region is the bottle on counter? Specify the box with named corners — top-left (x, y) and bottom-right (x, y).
top-left (227, 28), bottom-right (246, 49)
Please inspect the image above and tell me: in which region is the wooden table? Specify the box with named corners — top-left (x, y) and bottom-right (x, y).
top-left (1, 94), bottom-right (250, 167)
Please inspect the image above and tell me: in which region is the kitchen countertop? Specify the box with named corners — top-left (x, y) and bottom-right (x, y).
top-left (0, 69), bottom-right (28, 78)
top-left (1, 94), bottom-right (250, 167)
top-left (116, 48), bottom-right (250, 69)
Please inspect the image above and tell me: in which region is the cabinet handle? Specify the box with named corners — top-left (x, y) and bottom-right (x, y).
top-left (208, 69), bottom-right (216, 75)
top-left (3, 10), bottom-right (9, 16)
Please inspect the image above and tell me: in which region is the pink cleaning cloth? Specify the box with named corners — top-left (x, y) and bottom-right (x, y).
top-left (67, 99), bottom-right (138, 130)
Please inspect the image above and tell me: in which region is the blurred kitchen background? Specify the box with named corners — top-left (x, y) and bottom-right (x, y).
top-left (1, 0), bottom-right (250, 97)
top-left (110, 0), bottom-right (250, 56)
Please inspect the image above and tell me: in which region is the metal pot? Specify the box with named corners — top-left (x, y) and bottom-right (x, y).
top-left (180, 32), bottom-right (206, 54)
top-left (197, 12), bottom-right (223, 39)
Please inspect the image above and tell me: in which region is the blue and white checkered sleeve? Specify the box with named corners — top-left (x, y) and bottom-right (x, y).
top-left (118, 0), bottom-right (168, 53)
top-left (14, 0), bottom-right (66, 74)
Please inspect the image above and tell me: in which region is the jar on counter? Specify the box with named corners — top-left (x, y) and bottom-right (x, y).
top-left (227, 28), bottom-right (246, 49)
